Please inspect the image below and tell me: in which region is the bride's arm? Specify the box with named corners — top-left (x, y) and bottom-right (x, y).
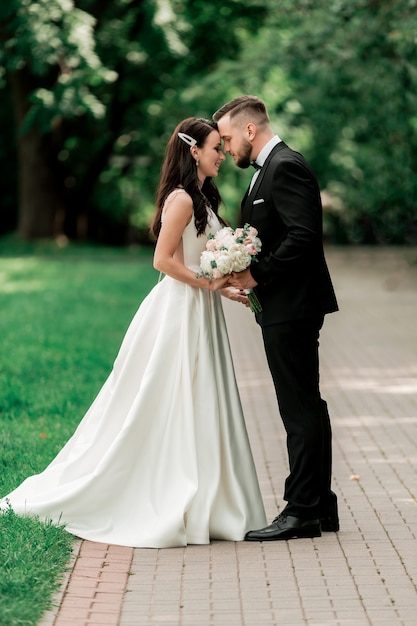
top-left (153, 193), bottom-right (229, 291)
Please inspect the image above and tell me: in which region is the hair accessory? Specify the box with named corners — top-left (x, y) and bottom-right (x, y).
top-left (178, 132), bottom-right (197, 147)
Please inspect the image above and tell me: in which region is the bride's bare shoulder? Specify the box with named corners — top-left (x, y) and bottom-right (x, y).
top-left (162, 189), bottom-right (193, 222)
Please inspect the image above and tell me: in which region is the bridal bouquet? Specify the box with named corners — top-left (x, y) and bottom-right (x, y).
top-left (197, 223), bottom-right (263, 313)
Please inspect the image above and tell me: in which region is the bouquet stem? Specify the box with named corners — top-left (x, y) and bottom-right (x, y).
top-left (245, 289), bottom-right (263, 313)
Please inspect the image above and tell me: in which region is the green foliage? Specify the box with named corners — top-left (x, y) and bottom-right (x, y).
top-left (251, 0), bottom-right (417, 243)
top-left (0, 0), bottom-right (267, 241)
top-left (0, 245), bottom-right (156, 624)
top-left (0, 0), bottom-right (116, 132)
top-left (72, 0), bottom-right (267, 238)
top-left (1, 0), bottom-right (416, 243)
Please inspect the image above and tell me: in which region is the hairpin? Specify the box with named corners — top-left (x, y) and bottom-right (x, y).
top-left (178, 132), bottom-right (197, 147)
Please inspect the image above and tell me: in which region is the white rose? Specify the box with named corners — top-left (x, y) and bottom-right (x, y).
top-left (216, 252), bottom-right (234, 275)
top-left (200, 250), bottom-right (217, 274)
top-left (228, 244), bottom-right (251, 271)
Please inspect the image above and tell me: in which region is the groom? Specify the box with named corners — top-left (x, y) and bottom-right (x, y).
top-left (213, 96), bottom-right (339, 540)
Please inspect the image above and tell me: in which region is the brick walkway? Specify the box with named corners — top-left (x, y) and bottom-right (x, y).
top-left (40, 247), bottom-right (417, 626)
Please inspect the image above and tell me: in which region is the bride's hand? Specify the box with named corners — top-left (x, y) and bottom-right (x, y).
top-left (220, 287), bottom-right (250, 307)
top-left (207, 275), bottom-right (230, 291)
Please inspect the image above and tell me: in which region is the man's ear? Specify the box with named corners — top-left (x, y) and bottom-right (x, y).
top-left (246, 123), bottom-right (256, 141)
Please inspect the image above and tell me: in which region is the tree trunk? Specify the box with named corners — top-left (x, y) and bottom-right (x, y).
top-left (8, 69), bottom-right (65, 240)
top-left (17, 127), bottom-right (65, 239)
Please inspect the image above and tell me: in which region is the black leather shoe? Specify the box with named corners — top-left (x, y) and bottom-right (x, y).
top-left (245, 513), bottom-right (321, 541)
top-left (320, 516), bottom-right (340, 532)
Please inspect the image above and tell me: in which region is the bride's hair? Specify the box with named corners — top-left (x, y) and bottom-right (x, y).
top-left (151, 117), bottom-right (225, 239)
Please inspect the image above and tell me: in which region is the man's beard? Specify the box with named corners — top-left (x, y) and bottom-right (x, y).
top-left (236, 139), bottom-right (252, 169)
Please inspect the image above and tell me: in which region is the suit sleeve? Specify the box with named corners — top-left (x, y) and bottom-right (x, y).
top-left (250, 158), bottom-right (322, 286)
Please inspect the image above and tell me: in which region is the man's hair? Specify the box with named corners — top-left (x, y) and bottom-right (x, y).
top-left (213, 95), bottom-right (270, 126)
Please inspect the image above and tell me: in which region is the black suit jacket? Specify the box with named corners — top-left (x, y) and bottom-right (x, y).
top-left (242, 142), bottom-right (338, 326)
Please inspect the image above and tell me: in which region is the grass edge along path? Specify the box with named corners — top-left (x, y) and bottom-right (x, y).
top-left (0, 508), bottom-right (75, 626)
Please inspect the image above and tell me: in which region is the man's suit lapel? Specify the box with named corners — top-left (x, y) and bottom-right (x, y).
top-left (242, 142), bottom-right (287, 223)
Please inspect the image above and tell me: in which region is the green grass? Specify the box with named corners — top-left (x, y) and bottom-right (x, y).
top-left (0, 241), bottom-right (157, 625)
top-left (0, 508), bottom-right (74, 626)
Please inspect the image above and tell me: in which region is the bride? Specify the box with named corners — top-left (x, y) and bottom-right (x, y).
top-left (0, 117), bottom-right (266, 548)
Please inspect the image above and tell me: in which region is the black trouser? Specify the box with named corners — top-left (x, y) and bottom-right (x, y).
top-left (262, 316), bottom-right (337, 519)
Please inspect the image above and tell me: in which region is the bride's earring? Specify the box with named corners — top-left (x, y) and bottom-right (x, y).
top-left (196, 158), bottom-right (200, 167)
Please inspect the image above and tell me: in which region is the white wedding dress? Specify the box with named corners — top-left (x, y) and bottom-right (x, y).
top-left (0, 190), bottom-right (266, 548)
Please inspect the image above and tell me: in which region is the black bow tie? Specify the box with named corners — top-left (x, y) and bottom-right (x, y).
top-left (250, 160), bottom-right (262, 170)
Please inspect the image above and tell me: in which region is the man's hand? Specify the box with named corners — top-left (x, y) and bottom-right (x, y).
top-left (229, 268), bottom-right (257, 290)
top-left (220, 287), bottom-right (250, 307)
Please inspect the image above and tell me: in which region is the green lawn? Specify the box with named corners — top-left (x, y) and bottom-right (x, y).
top-left (0, 242), bottom-right (157, 626)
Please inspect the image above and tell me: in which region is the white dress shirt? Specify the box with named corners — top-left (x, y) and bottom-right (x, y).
top-left (249, 134), bottom-right (282, 192)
